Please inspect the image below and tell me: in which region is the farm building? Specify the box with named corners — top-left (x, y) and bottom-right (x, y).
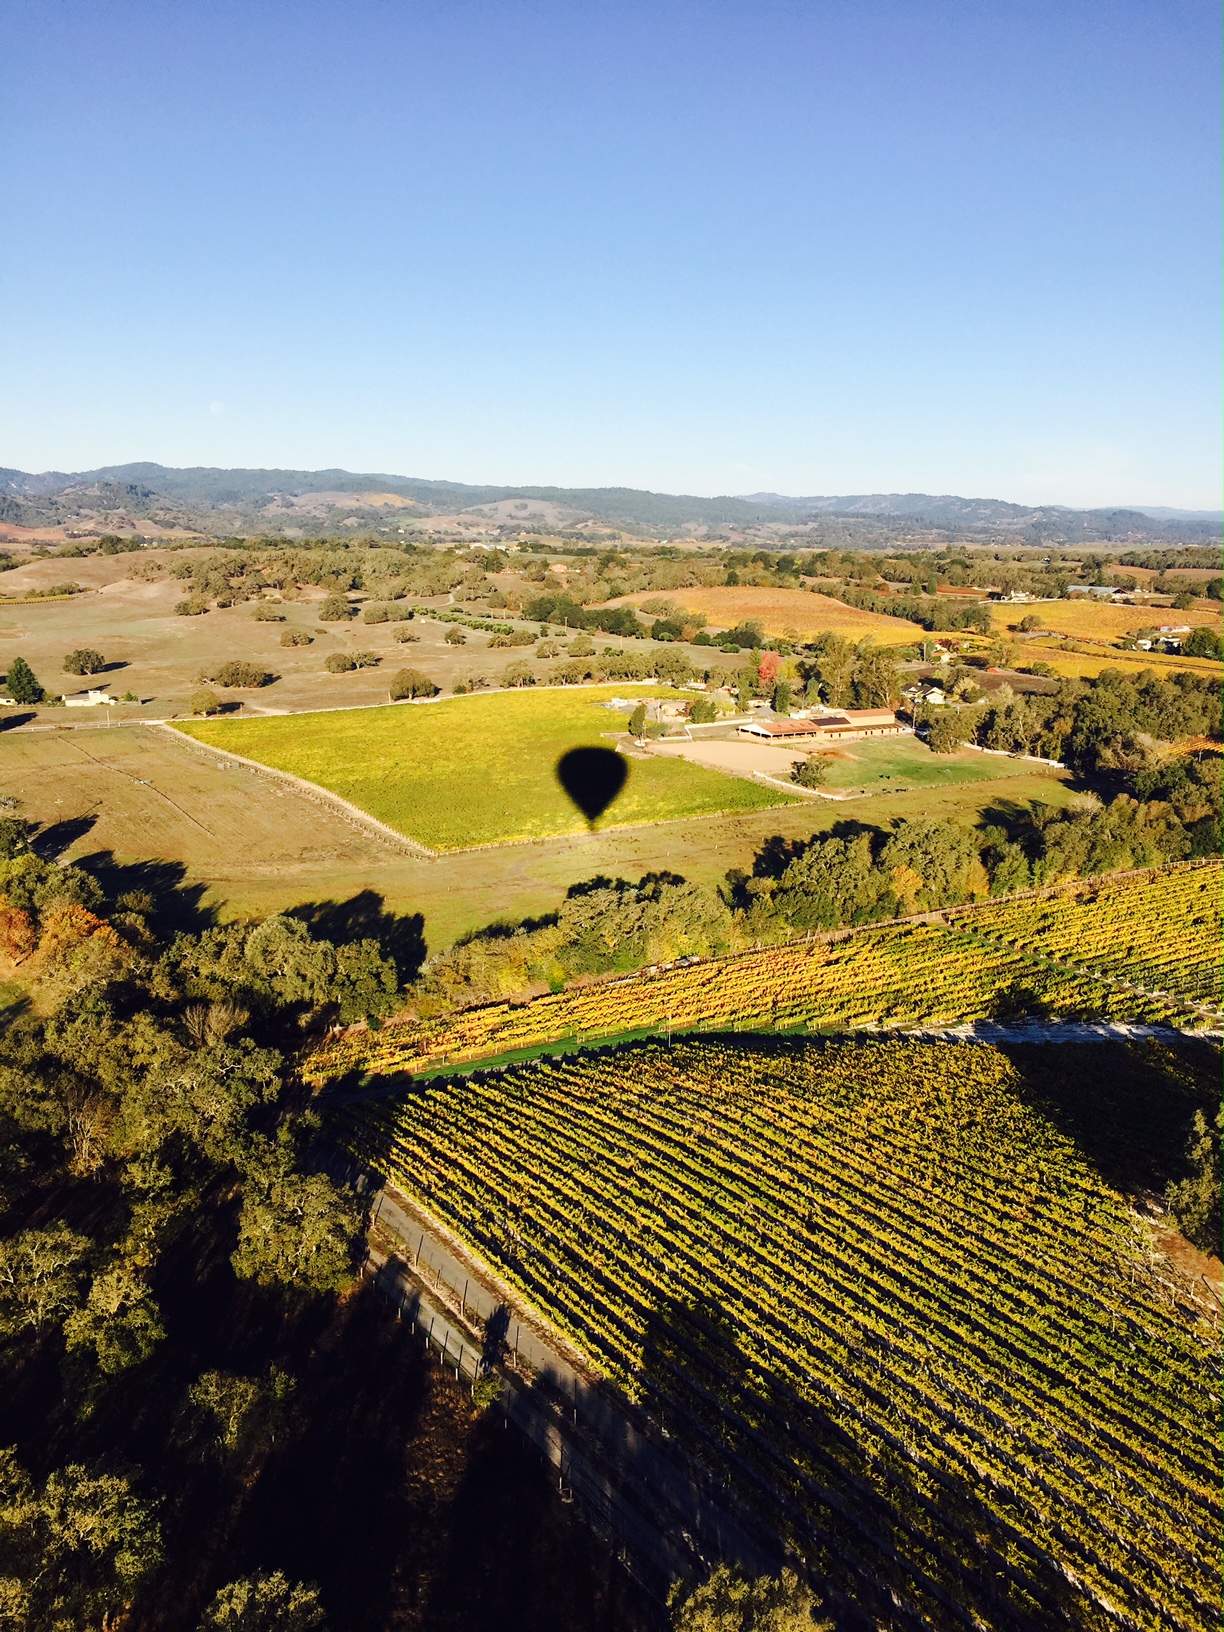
top-left (61, 687), bottom-right (115, 708)
top-left (738, 708), bottom-right (909, 744)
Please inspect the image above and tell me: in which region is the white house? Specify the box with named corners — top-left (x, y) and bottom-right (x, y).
top-left (62, 688), bottom-right (115, 708)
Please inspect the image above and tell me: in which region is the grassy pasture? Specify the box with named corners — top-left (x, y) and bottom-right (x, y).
top-left (175, 686), bottom-right (796, 851)
top-left (602, 585), bottom-right (927, 642)
top-left (817, 735), bottom-right (1046, 792)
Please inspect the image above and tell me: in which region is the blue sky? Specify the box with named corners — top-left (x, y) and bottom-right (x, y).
top-left (2, 0), bottom-right (1220, 507)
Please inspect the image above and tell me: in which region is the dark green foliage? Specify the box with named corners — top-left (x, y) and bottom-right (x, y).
top-left (417, 872), bottom-right (735, 1012)
top-left (388, 667), bottom-right (439, 700)
top-left (232, 1129), bottom-right (361, 1294)
top-left (199, 1570), bottom-right (326, 1631)
top-left (4, 656), bottom-right (43, 704)
top-left (1182, 626), bottom-right (1221, 658)
top-left (0, 1449), bottom-right (162, 1628)
top-left (926, 710), bottom-right (976, 753)
top-left (800, 633), bottom-right (897, 708)
top-left (210, 661), bottom-right (272, 689)
top-left (323, 652), bottom-right (355, 673)
top-left (689, 696), bottom-right (719, 725)
top-left (63, 647), bottom-right (106, 675)
top-left (1166, 1106), bottom-right (1222, 1253)
top-left (790, 756), bottom-right (828, 788)
top-left (0, 815), bottom-right (31, 859)
top-left (317, 594), bottom-right (353, 620)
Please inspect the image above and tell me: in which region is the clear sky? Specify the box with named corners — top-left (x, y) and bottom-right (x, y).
top-left (2, 0), bottom-right (1220, 508)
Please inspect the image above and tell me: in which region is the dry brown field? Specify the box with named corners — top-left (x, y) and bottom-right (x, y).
top-left (1021, 646), bottom-right (1224, 680)
top-left (602, 585), bottom-right (927, 641)
top-left (988, 596), bottom-right (1221, 641)
top-left (0, 721), bottom-right (1078, 952)
top-left (0, 551), bottom-right (704, 722)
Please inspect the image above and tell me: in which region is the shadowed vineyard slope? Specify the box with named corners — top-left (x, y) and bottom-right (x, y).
top-left (304, 862), bottom-right (1221, 1087)
top-left (331, 1035), bottom-right (1222, 1632)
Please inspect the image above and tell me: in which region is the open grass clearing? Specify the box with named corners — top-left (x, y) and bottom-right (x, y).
top-left (174, 686), bottom-right (796, 850)
top-left (817, 734), bottom-right (1048, 792)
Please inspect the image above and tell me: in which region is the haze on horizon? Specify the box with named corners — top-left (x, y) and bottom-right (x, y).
top-left (1, 0), bottom-right (1220, 512)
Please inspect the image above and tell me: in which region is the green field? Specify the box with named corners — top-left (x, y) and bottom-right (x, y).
top-left (821, 734), bottom-right (1044, 791)
top-left (336, 1035), bottom-right (1221, 1631)
top-left (175, 688), bottom-right (795, 851)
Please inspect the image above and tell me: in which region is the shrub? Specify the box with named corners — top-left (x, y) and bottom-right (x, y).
top-left (388, 668), bottom-right (439, 700)
top-left (501, 661), bottom-right (535, 688)
top-left (63, 648), bottom-right (106, 675)
top-left (488, 630), bottom-right (536, 648)
top-left (791, 755), bottom-right (829, 788)
top-left (318, 594), bottom-right (353, 620)
top-left (350, 650), bottom-right (380, 668)
top-left (566, 635), bottom-right (597, 657)
top-left (175, 598), bottom-right (209, 616)
top-left (444, 627), bottom-right (467, 645)
top-left (4, 657), bottom-right (44, 703)
top-left (252, 605), bottom-right (285, 622)
top-left (280, 629), bottom-right (312, 647)
top-left (211, 661), bottom-right (272, 688)
top-left (536, 640), bottom-right (561, 658)
top-left (324, 652), bottom-right (356, 673)
top-left (392, 628), bottom-right (420, 643)
top-left (190, 687), bottom-right (224, 716)
top-left (362, 605), bottom-right (389, 623)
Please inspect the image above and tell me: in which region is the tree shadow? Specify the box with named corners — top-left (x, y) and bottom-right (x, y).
top-left (289, 890), bottom-right (426, 981)
top-left (30, 812), bottom-right (99, 860)
top-left (419, 1390), bottom-right (656, 1632)
top-left (0, 711), bottom-right (36, 732)
top-left (71, 850), bottom-right (216, 937)
top-left (998, 1037), bottom-right (1220, 1194)
top-left (635, 1287), bottom-right (1090, 1630)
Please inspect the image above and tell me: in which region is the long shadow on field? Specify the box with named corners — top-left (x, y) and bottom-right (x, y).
top-left (419, 1402), bottom-right (654, 1632)
top-left (289, 890), bottom-right (427, 982)
top-left (31, 812), bottom-right (99, 859)
top-left (0, 711), bottom-right (36, 732)
top-left (998, 1036), bottom-right (1220, 1194)
top-left (636, 1288), bottom-right (1088, 1632)
top-left (73, 849), bottom-right (215, 936)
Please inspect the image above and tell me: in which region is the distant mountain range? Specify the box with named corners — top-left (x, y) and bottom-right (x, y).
top-left (1, 462), bottom-right (1220, 544)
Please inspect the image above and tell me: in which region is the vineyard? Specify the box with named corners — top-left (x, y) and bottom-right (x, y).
top-left (303, 861), bottom-right (1221, 1087)
top-left (332, 1035), bottom-right (1223, 1632)
top-left (948, 866), bottom-right (1222, 1010)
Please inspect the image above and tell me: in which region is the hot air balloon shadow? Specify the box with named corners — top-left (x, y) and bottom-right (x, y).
top-left (555, 747), bottom-right (628, 828)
